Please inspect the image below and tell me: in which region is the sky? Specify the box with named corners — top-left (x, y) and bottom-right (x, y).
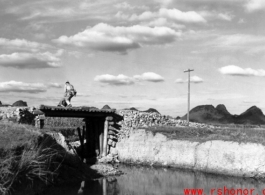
top-left (0, 0), bottom-right (265, 117)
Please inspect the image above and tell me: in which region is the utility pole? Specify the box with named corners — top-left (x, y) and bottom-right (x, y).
top-left (184, 69), bottom-right (194, 126)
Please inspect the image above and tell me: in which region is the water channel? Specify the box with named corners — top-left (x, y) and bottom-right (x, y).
top-left (27, 165), bottom-right (265, 195)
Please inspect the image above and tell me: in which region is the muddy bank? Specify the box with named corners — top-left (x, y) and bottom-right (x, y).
top-left (113, 129), bottom-right (265, 178)
top-left (0, 121), bottom-right (121, 195)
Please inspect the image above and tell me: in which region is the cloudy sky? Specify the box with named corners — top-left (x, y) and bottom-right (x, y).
top-left (1, 0), bottom-right (265, 116)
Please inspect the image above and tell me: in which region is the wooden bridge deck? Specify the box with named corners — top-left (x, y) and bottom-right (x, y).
top-left (38, 104), bottom-right (123, 161)
top-left (39, 105), bottom-right (123, 120)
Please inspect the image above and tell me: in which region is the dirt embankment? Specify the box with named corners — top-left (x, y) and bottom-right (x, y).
top-left (114, 130), bottom-right (265, 178)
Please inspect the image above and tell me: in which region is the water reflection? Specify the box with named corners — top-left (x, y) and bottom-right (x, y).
top-left (77, 177), bottom-right (119, 195)
top-left (40, 165), bottom-right (265, 195)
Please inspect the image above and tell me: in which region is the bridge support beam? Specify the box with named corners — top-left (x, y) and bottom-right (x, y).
top-left (77, 126), bottom-right (85, 161)
top-left (84, 116), bottom-right (114, 161)
top-left (102, 117), bottom-right (109, 157)
top-left (99, 119), bottom-right (104, 158)
top-left (85, 118), bottom-right (97, 160)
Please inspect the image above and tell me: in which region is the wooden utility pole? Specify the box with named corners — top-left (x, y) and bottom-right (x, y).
top-left (184, 69), bottom-right (194, 126)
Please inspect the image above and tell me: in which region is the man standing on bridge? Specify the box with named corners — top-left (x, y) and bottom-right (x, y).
top-left (58, 81), bottom-right (77, 107)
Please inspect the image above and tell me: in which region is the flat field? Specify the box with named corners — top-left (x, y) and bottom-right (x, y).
top-left (144, 126), bottom-right (265, 145)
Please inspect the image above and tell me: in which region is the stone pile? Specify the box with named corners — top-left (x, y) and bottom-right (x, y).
top-left (116, 109), bottom-right (216, 137)
top-left (0, 107), bottom-right (36, 124)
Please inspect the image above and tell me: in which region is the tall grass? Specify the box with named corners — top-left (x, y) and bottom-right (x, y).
top-left (0, 122), bottom-right (64, 194)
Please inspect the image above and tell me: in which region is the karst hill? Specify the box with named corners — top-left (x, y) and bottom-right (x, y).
top-left (182, 104), bottom-right (265, 125)
top-left (124, 107), bottom-right (160, 114)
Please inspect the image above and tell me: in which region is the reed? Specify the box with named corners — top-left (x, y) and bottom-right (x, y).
top-left (0, 122), bottom-right (64, 194)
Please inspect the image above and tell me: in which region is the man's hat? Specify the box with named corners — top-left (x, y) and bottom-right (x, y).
top-left (65, 81), bottom-right (70, 84)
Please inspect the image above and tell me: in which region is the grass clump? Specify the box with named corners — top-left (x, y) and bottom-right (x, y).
top-left (0, 122), bottom-right (64, 194)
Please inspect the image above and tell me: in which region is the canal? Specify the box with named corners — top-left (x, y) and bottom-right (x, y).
top-left (20, 165), bottom-right (265, 195)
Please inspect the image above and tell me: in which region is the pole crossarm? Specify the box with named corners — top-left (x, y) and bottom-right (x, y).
top-left (184, 69), bottom-right (194, 73)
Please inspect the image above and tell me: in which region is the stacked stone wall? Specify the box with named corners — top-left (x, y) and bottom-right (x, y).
top-left (115, 110), bottom-right (216, 141)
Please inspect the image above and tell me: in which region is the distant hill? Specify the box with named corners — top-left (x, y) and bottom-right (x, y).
top-left (101, 105), bottom-right (111, 109)
top-left (143, 108), bottom-right (160, 114)
top-left (12, 100), bottom-right (27, 107)
top-left (216, 104), bottom-right (231, 116)
top-left (80, 106), bottom-right (98, 110)
top-left (182, 104), bottom-right (265, 125)
top-left (123, 107), bottom-right (160, 114)
top-left (182, 104), bottom-right (233, 124)
top-left (234, 106), bottom-right (265, 124)
top-left (124, 107), bottom-right (139, 111)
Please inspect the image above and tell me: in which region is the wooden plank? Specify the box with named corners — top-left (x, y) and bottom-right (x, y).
top-left (106, 116), bottom-right (113, 121)
top-left (39, 105), bottom-right (123, 122)
top-left (82, 126), bottom-right (85, 143)
top-left (103, 178), bottom-right (107, 195)
top-left (39, 111), bottom-right (114, 118)
top-left (94, 120), bottom-right (100, 157)
top-left (82, 126), bottom-right (86, 164)
top-left (99, 119), bottom-right (104, 158)
top-left (102, 117), bottom-right (109, 157)
top-left (85, 119), bottom-right (89, 161)
top-left (77, 127), bottom-right (84, 160)
top-left (108, 125), bottom-right (120, 132)
top-left (88, 119), bottom-right (95, 158)
top-left (108, 130), bottom-right (117, 136)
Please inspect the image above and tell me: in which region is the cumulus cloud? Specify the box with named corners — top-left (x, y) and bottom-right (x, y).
top-left (159, 8), bottom-right (206, 23)
top-left (0, 81), bottom-right (62, 93)
top-left (213, 34), bottom-right (264, 47)
top-left (175, 76), bottom-right (203, 84)
top-left (219, 65), bottom-right (265, 76)
top-left (7, 0), bottom-right (118, 23)
top-left (0, 38), bottom-right (51, 52)
top-left (175, 78), bottom-right (185, 83)
top-left (199, 11), bottom-right (234, 22)
top-left (207, 34), bottom-right (265, 54)
top-left (47, 83), bottom-right (63, 88)
top-left (218, 13), bottom-right (233, 21)
top-left (114, 2), bottom-right (148, 10)
top-left (133, 72), bottom-right (164, 82)
top-left (145, 18), bottom-right (186, 29)
top-left (190, 76), bottom-right (204, 83)
top-left (94, 72), bottom-right (164, 85)
top-left (245, 0), bottom-right (265, 12)
top-left (116, 8), bottom-right (206, 23)
top-left (94, 74), bottom-right (135, 86)
top-left (54, 23), bottom-right (180, 54)
top-left (155, 0), bottom-right (173, 7)
top-left (0, 52), bottom-right (62, 69)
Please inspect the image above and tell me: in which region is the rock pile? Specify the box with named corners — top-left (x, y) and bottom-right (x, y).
top-left (116, 109), bottom-right (216, 138)
top-left (0, 107), bottom-right (36, 124)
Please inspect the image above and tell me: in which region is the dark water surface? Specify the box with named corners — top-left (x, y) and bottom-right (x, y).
top-left (39, 165), bottom-right (265, 195)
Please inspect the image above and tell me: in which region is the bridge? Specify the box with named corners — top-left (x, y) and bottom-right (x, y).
top-left (37, 105), bottom-right (123, 162)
